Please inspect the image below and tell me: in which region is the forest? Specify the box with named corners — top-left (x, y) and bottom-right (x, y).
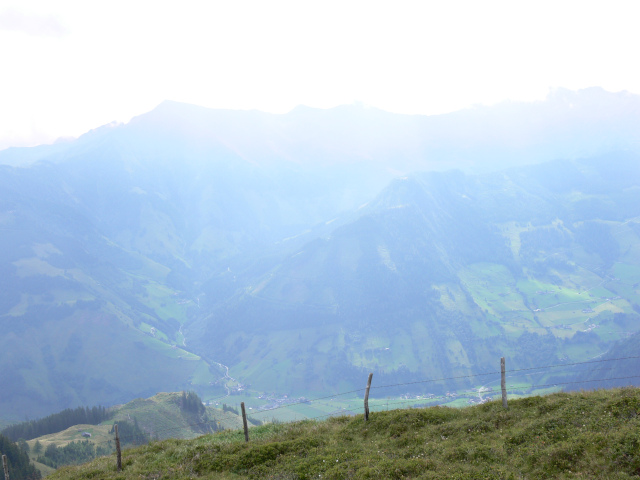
top-left (1, 406), bottom-right (110, 442)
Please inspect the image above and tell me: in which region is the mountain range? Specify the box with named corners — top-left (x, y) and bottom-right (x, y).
top-left (1, 87), bottom-right (639, 422)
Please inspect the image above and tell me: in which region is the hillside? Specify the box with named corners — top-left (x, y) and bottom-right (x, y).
top-left (12, 392), bottom-right (244, 475)
top-left (22, 392), bottom-right (243, 449)
top-left (0, 434), bottom-right (42, 480)
top-left (1, 90), bottom-right (640, 421)
top-left (575, 332), bottom-right (640, 389)
top-left (109, 392), bottom-right (245, 440)
top-left (189, 152), bottom-right (640, 397)
top-left (48, 387), bottom-right (640, 479)
top-left (0, 158), bottom-right (228, 419)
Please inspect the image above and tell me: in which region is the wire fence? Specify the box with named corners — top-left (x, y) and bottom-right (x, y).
top-left (63, 352), bottom-right (640, 449)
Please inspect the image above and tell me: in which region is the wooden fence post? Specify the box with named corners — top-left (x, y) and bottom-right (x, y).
top-left (501, 357), bottom-right (508, 409)
top-left (364, 373), bottom-right (373, 421)
top-left (115, 424), bottom-right (122, 471)
top-left (241, 402), bottom-right (249, 442)
top-left (2, 454), bottom-right (9, 480)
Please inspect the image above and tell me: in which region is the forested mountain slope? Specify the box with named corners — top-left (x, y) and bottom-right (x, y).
top-left (189, 153), bottom-right (640, 395)
top-left (1, 90), bottom-right (639, 421)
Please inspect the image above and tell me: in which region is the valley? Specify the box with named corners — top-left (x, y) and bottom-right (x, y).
top-left (1, 91), bottom-right (640, 427)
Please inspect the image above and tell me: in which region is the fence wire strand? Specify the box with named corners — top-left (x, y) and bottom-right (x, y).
top-left (31, 354), bottom-right (640, 449)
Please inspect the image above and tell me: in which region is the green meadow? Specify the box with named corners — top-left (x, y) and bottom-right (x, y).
top-left (49, 388), bottom-right (640, 480)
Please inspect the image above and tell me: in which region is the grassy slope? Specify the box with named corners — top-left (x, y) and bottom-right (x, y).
top-left (51, 387), bottom-right (640, 480)
top-left (214, 216), bottom-right (640, 402)
top-left (111, 392), bottom-right (244, 440)
top-left (0, 306), bottom-right (219, 420)
top-left (24, 393), bottom-right (243, 449)
top-left (24, 392), bottom-right (244, 476)
top-left (456, 217), bottom-right (640, 361)
top-left (27, 423), bottom-right (115, 454)
top-left (0, 242), bottom-right (227, 421)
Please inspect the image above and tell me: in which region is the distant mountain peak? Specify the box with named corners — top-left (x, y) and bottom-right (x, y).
top-left (546, 86), bottom-right (640, 109)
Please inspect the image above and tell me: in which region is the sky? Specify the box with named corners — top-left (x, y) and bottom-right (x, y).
top-left (0, 0), bottom-right (638, 151)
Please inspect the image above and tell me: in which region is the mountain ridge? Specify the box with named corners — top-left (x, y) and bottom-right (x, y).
top-left (1, 89), bottom-right (640, 422)
top-left (4, 87), bottom-right (640, 172)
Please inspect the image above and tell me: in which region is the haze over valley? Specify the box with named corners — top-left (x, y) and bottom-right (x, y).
top-left (1, 87), bottom-right (640, 424)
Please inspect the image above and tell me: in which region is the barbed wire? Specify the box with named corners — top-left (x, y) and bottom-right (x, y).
top-left (506, 355), bottom-right (640, 374)
top-left (237, 387), bottom-right (369, 417)
top-left (509, 374), bottom-right (640, 392)
top-left (302, 373), bottom-right (640, 423)
top-left (245, 353), bottom-right (640, 417)
top-left (29, 355), bottom-right (640, 449)
top-left (278, 372), bottom-right (640, 424)
top-left (99, 373), bottom-right (640, 447)
top-left (368, 371), bottom-right (499, 392)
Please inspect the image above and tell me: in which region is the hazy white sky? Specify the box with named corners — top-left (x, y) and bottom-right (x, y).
top-left (0, 0), bottom-right (638, 150)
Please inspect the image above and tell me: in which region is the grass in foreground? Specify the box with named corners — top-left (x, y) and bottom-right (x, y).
top-left (50, 388), bottom-right (640, 479)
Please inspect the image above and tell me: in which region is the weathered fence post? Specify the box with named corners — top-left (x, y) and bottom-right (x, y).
top-left (2, 454), bottom-right (9, 480)
top-left (115, 424), bottom-right (122, 471)
top-left (501, 357), bottom-right (508, 409)
top-left (241, 402), bottom-right (249, 442)
top-left (364, 372), bottom-right (373, 421)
